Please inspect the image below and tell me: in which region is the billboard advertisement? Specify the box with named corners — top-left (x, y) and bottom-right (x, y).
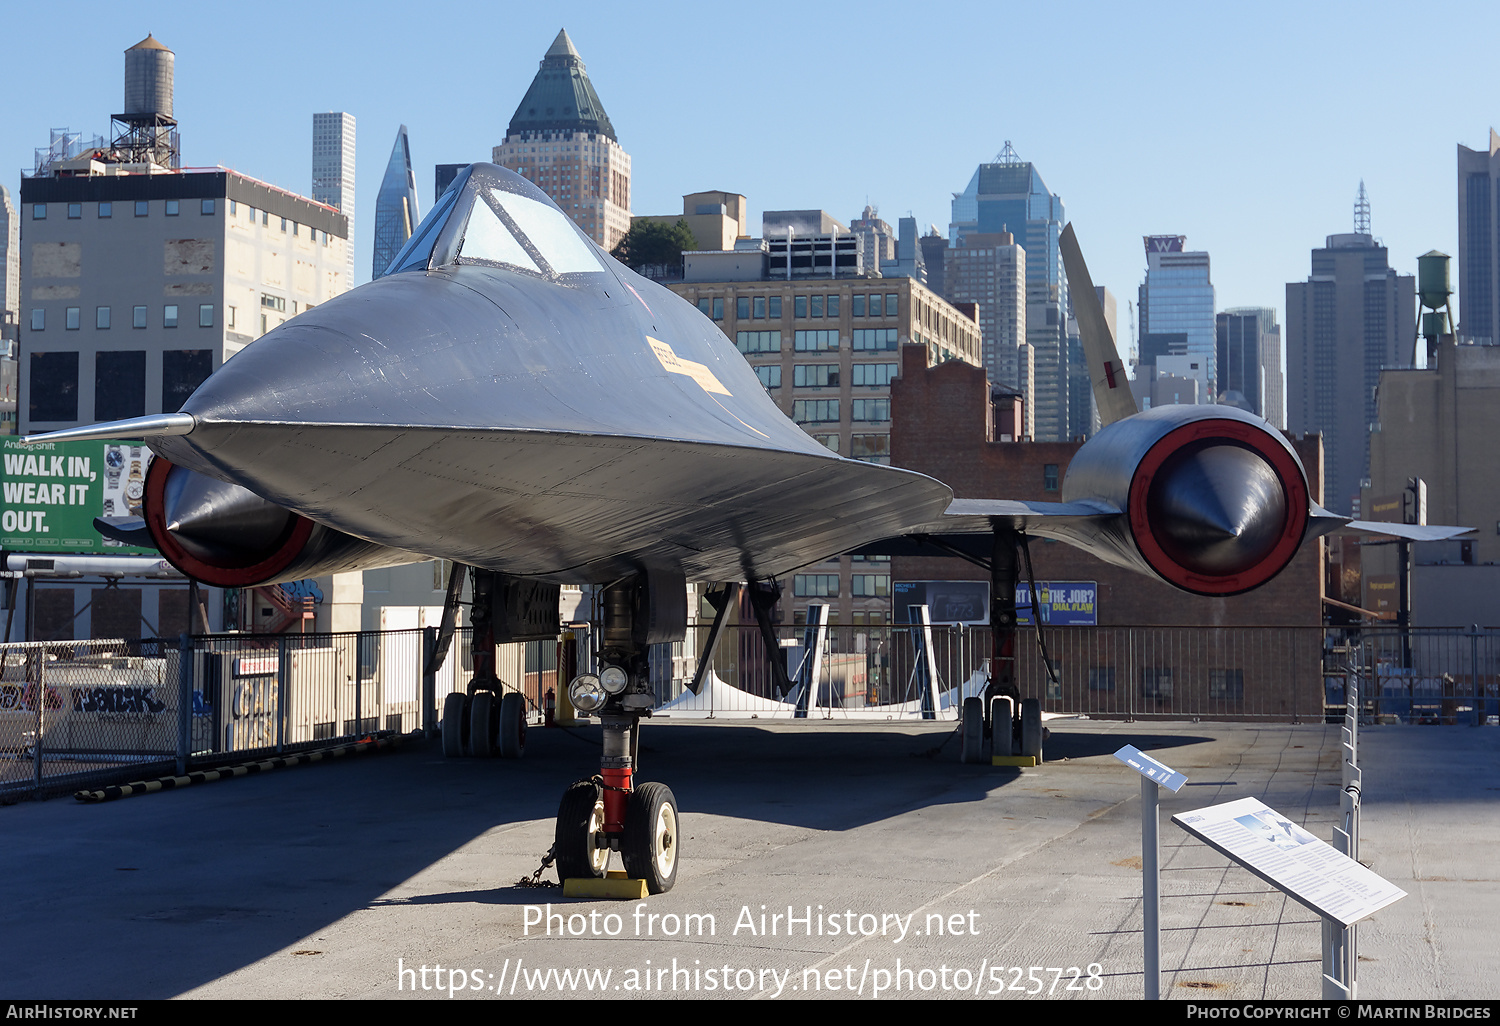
top-left (1016, 581), bottom-right (1097, 626)
top-left (0, 437), bottom-right (157, 555)
top-left (894, 580), bottom-right (1099, 626)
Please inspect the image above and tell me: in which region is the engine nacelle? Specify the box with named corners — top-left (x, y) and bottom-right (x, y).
top-left (144, 458), bottom-right (422, 587)
top-left (1062, 404), bottom-right (1309, 596)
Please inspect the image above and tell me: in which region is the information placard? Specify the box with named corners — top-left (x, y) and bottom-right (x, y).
top-left (1172, 797), bottom-right (1406, 926)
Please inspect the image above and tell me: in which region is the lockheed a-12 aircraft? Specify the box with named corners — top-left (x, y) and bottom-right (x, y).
top-left (24, 163), bottom-right (1462, 895)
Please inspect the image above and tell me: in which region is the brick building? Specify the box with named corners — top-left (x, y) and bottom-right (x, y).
top-left (889, 346), bottom-right (1327, 718)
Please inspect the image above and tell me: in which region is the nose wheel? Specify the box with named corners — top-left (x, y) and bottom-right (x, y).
top-left (554, 780), bottom-right (609, 881)
top-left (622, 782), bottom-right (679, 894)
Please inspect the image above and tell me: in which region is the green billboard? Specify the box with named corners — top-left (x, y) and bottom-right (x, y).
top-left (0, 437), bottom-right (158, 555)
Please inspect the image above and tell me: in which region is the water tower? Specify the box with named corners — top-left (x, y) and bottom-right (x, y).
top-left (110, 35), bottom-right (179, 168)
top-left (1415, 250), bottom-right (1455, 365)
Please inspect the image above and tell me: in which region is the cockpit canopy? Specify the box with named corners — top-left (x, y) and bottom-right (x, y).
top-left (379, 163), bottom-right (608, 279)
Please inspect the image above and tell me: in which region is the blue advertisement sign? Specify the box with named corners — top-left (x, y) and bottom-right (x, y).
top-left (1016, 581), bottom-right (1097, 626)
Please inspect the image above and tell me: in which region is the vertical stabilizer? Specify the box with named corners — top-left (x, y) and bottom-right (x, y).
top-left (1059, 223), bottom-right (1138, 425)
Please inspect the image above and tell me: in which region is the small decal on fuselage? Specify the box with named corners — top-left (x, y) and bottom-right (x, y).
top-left (647, 336), bottom-right (732, 396)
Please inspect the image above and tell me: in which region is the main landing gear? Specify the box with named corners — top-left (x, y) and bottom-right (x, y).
top-left (555, 572), bottom-right (684, 894)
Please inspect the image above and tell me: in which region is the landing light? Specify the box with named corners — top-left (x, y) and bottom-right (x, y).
top-left (568, 674), bottom-right (606, 712)
top-left (599, 665), bottom-right (629, 695)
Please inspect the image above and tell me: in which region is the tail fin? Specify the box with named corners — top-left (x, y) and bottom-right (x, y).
top-left (1059, 223), bottom-right (1137, 426)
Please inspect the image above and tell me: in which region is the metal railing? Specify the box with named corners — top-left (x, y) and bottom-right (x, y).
top-left (3, 622), bottom-right (1495, 801)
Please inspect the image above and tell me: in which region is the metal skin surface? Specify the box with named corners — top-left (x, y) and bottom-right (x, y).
top-left (141, 165), bottom-right (953, 586)
top-left (30, 168), bottom-right (1381, 597)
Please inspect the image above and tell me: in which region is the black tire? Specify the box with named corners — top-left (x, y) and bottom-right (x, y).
top-left (441, 692), bottom-right (467, 758)
top-left (960, 696), bottom-right (986, 764)
top-left (622, 782), bottom-right (679, 894)
top-left (499, 691), bottom-right (526, 759)
top-left (555, 780), bottom-right (608, 882)
top-left (1020, 697), bottom-right (1043, 761)
top-left (470, 692), bottom-right (495, 758)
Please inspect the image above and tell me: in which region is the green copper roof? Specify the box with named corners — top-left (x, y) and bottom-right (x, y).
top-left (506, 29), bottom-right (617, 142)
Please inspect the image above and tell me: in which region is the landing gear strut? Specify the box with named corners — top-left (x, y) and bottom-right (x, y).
top-left (555, 571), bottom-right (684, 894)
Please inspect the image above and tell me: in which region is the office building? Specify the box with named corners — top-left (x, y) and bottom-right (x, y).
top-left (668, 243), bottom-right (982, 627)
top-left (1216, 307), bottom-right (1284, 427)
top-left (1286, 216), bottom-right (1414, 515)
top-left (371, 125), bottom-right (419, 279)
top-left (493, 29), bottom-right (632, 250)
top-left (1458, 129), bottom-right (1500, 344)
top-left (1138, 235), bottom-right (1215, 398)
top-left (943, 231), bottom-right (1028, 434)
top-left (1364, 339), bottom-right (1500, 623)
top-left (312, 112), bottom-right (355, 286)
top-left (918, 227), bottom-right (947, 297)
top-left (1065, 285), bottom-right (1115, 439)
top-left (634, 191), bottom-right (747, 252)
top-left (949, 144), bottom-right (1069, 440)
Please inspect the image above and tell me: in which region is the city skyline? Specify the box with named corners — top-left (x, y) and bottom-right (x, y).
top-left (0, 2), bottom-right (1495, 333)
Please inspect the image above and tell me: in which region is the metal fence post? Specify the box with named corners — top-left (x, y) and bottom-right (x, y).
top-left (354, 632), bottom-right (363, 736)
top-left (32, 645), bottom-right (45, 791)
top-left (176, 632), bottom-right (192, 774)
top-left (1471, 625), bottom-right (1482, 727)
top-left (422, 625), bottom-right (437, 736)
top-left (276, 634), bottom-right (289, 754)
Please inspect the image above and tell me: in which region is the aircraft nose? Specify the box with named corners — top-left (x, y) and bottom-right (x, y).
top-left (1145, 442), bottom-right (1288, 577)
top-left (178, 272), bottom-right (505, 428)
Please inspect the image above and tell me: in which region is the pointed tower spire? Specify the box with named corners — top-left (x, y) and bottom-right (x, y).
top-left (1355, 180), bottom-right (1371, 235)
top-left (505, 28), bottom-right (616, 142)
top-left (546, 28), bottom-right (581, 60)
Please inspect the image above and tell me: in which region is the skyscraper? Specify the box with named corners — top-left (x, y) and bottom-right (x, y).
top-left (942, 231), bottom-right (1027, 424)
top-left (493, 29), bottom-right (632, 250)
top-left (949, 143), bottom-right (1069, 440)
top-left (1457, 129), bottom-right (1500, 344)
top-left (312, 112), bottom-right (355, 286)
top-left (1138, 235), bottom-right (1215, 400)
top-left (1216, 307), bottom-right (1284, 427)
top-left (1286, 204), bottom-right (1414, 514)
top-left (0, 184), bottom-right (18, 344)
top-left (371, 124), bottom-right (419, 279)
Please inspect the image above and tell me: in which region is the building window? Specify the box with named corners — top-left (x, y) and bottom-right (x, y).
top-left (280, 217), bottom-right (288, 232)
top-left (794, 296), bottom-right (807, 318)
top-left (199, 304), bottom-right (214, 328)
top-left (1209, 669), bottom-right (1244, 701)
top-left (712, 298), bottom-right (723, 320)
top-left (293, 222), bottom-right (299, 236)
top-left (792, 399), bottom-right (839, 424)
top-left (851, 398), bottom-right (890, 422)
top-left (850, 434), bottom-right (889, 463)
top-left (65, 307), bottom-right (80, 331)
top-left (67, 203), bottom-right (81, 219)
top-left (98, 202), bottom-right (111, 218)
top-left (754, 365), bottom-right (781, 390)
top-left (885, 293), bottom-right (899, 317)
top-left (201, 199), bottom-right (215, 215)
top-left (165, 200), bottom-right (179, 216)
top-left (163, 350), bottom-right (213, 413)
top-left (163, 305), bottom-right (178, 328)
top-left (793, 574), bottom-right (839, 598)
top-left (852, 295), bottom-right (866, 317)
top-left (734, 330), bottom-right (780, 354)
top-left (135, 201), bottom-right (148, 217)
top-left (793, 364), bottom-right (839, 388)
top-left (851, 574), bottom-right (890, 598)
top-left (229, 200), bottom-right (237, 215)
top-left (227, 306), bottom-right (236, 329)
top-left (94, 351), bottom-right (146, 421)
top-left (794, 329), bottom-right (837, 352)
top-left (96, 307), bottom-right (110, 330)
top-left (852, 328), bottom-right (898, 351)
top-left (810, 295), bottom-right (824, 318)
top-left (753, 296), bottom-right (766, 319)
top-left (851, 363), bottom-right (897, 387)
top-left (814, 433), bottom-right (839, 453)
top-left (736, 297), bottom-right (750, 319)
top-left (768, 297), bottom-right (782, 318)
top-left (29, 351), bottom-right (78, 422)
top-left (262, 211), bottom-right (269, 226)
top-left (1043, 464), bottom-right (1059, 490)
top-left (133, 306), bottom-right (147, 329)
top-left (696, 298), bottom-right (711, 317)
top-left (827, 295), bottom-right (841, 318)
top-left (1141, 668), bottom-right (1173, 700)
top-left (260, 294), bottom-right (286, 312)
top-left (32, 204), bottom-right (45, 220)
top-left (30, 309), bottom-right (43, 331)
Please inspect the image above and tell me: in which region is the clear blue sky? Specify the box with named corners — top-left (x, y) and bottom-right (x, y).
top-left (3, 0), bottom-right (1496, 346)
